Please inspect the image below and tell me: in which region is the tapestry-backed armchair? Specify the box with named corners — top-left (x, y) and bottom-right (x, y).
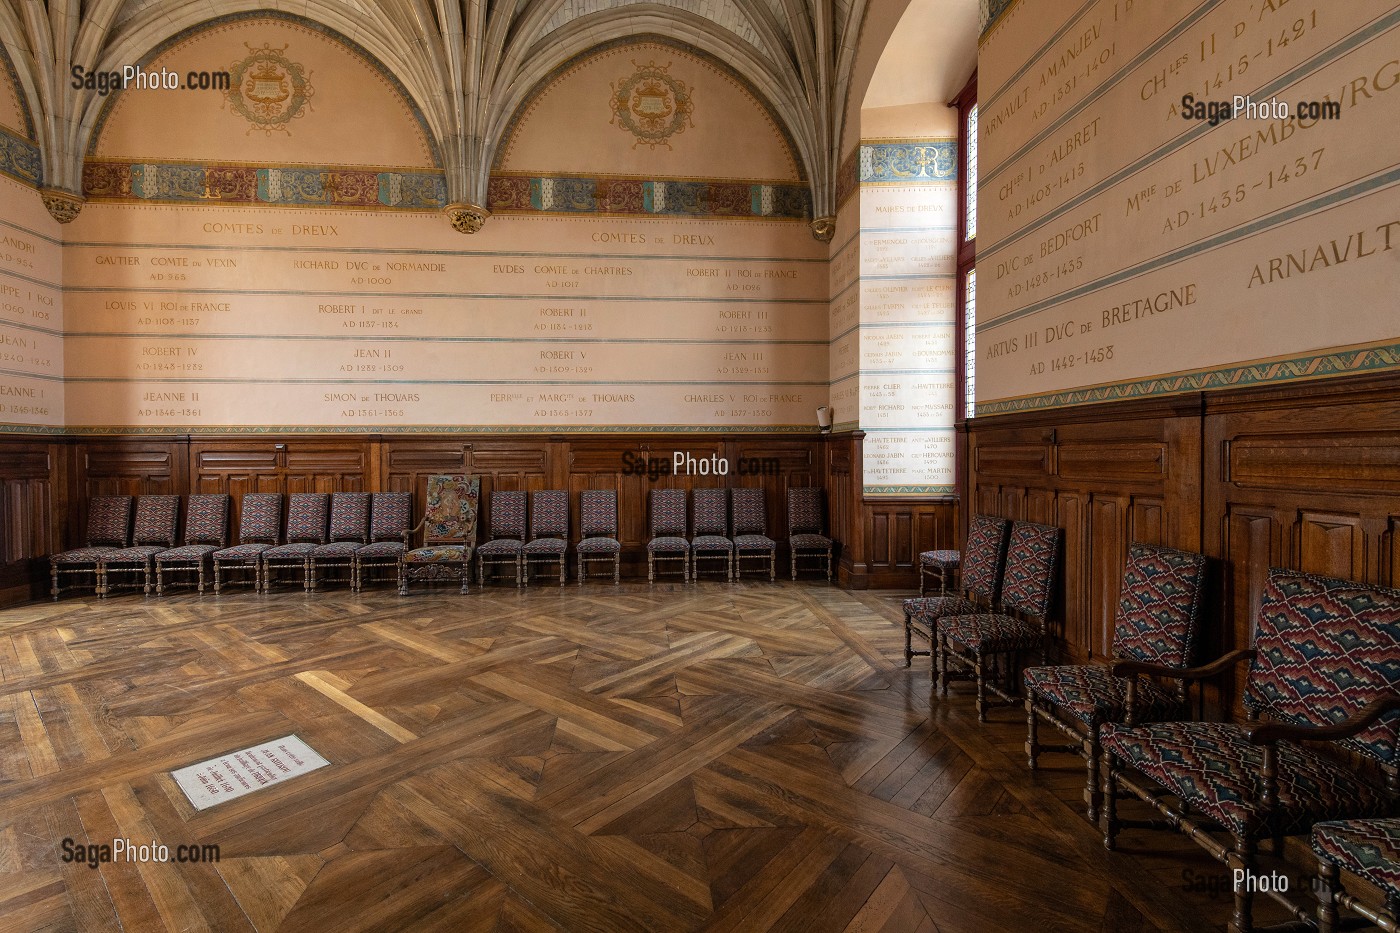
top-left (398, 475), bottom-right (480, 595)
top-left (261, 493), bottom-right (330, 592)
top-left (691, 488), bottom-right (733, 581)
top-left (477, 490), bottom-right (527, 587)
top-left (212, 494), bottom-right (283, 592)
top-left (1312, 817), bottom-right (1400, 932)
top-left (1101, 569), bottom-right (1400, 933)
top-left (308, 492), bottom-right (371, 590)
top-left (99, 495), bottom-right (181, 596)
top-left (154, 494), bottom-right (229, 594)
top-left (50, 496), bottom-right (132, 599)
top-left (646, 489), bottom-right (689, 582)
top-left (354, 492), bottom-right (412, 590)
top-left (902, 514), bottom-right (1010, 677)
top-left (786, 487), bottom-right (832, 581)
top-left (576, 490), bottom-right (621, 584)
top-left (940, 521), bottom-right (1063, 720)
top-left (523, 490), bottom-right (569, 586)
top-left (730, 487), bottom-right (775, 581)
top-left (1023, 542), bottom-right (1207, 822)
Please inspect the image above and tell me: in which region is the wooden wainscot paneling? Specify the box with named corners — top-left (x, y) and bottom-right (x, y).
top-left (1206, 373), bottom-right (1400, 708)
top-left (968, 396), bottom-right (1203, 669)
top-left (0, 437), bottom-right (62, 605)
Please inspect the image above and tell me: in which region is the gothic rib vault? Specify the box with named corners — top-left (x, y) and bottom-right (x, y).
top-left (0, 0), bottom-right (871, 233)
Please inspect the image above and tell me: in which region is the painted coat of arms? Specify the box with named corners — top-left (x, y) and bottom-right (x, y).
top-left (226, 43), bottom-right (314, 135)
top-left (609, 61), bottom-right (694, 149)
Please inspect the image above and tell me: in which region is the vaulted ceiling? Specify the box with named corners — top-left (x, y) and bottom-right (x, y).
top-left (1, 0), bottom-right (968, 230)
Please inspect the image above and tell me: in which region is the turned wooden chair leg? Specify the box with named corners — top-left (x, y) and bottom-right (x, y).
top-left (1229, 833), bottom-right (1258, 933)
top-left (1315, 859), bottom-right (1340, 933)
top-left (903, 610), bottom-right (913, 667)
top-left (1025, 696), bottom-right (1039, 769)
top-left (975, 652), bottom-right (987, 722)
top-left (1103, 755), bottom-right (1120, 850)
top-left (1085, 731), bottom-right (1102, 824)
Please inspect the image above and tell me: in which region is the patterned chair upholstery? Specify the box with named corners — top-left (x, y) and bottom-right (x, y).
top-left (691, 488), bottom-right (733, 581)
top-left (919, 549), bottom-right (961, 597)
top-left (1101, 569), bottom-right (1400, 933)
top-left (354, 492), bottom-right (413, 591)
top-left (308, 492), bottom-right (371, 590)
top-left (398, 475), bottom-right (480, 595)
top-left (1312, 818), bottom-right (1400, 932)
top-left (154, 494), bottom-right (230, 594)
top-left (212, 494), bottom-right (283, 592)
top-left (730, 487), bottom-right (775, 581)
top-left (940, 521), bottom-right (1062, 720)
top-left (903, 515), bottom-right (1010, 677)
top-left (523, 489), bottom-right (569, 586)
top-left (647, 489), bottom-right (690, 582)
top-left (261, 493), bottom-right (330, 592)
top-left (1023, 543), bottom-right (1208, 821)
top-left (50, 496), bottom-right (133, 599)
top-left (786, 487), bottom-right (833, 581)
top-left (576, 490), bottom-right (621, 585)
top-left (99, 495), bottom-right (181, 596)
top-left (477, 490), bottom-right (527, 587)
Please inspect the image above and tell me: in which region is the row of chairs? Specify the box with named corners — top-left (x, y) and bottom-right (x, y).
top-left (476, 485), bottom-right (833, 586)
top-left (48, 480), bottom-right (837, 597)
top-left (904, 515), bottom-right (1400, 932)
top-left (49, 491), bottom-right (423, 597)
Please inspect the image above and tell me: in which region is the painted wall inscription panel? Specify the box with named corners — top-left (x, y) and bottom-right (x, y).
top-left (977, 0), bottom-right (1400, 413)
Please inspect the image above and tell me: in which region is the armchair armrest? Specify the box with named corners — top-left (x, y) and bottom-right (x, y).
top-left (1110, 648), bottom-right (1256, 682)
top-left (1245, 696), bottom-right (1400, 746)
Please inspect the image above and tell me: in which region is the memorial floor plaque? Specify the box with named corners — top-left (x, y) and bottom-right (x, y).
top-left (171, 734), bottom-right (329, 810)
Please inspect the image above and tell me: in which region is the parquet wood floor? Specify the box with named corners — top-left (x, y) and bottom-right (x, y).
top-left (0, 582), bottom-right (1275, 931)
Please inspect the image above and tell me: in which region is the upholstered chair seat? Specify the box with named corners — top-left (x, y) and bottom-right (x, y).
top-left (576, 490), bottom-right (621, 584)
top-left (647, 489), bottom-right (690, 582)
top-left (355, 492), bottom-right (412, 590)
top-left (730, 488), bottom-right (776, 581)
top-left (50, 496), bottom-right (132, 599)
top-left (154, 494), bottom-right (229, 595)
top-left (261, 493), bottom-right (330, 592)
top-left (1024, 542), bottom-right (1207, 821)
top-left (212, 493), bottom-right (283, 592)
top-left (786, 487), bottom-right (833, 581)
top-left (903, 514), bottom-right (1010, 677)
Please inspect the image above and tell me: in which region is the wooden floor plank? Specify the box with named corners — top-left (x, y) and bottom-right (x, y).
top-left (0, 582), bottom-right (1269, 932)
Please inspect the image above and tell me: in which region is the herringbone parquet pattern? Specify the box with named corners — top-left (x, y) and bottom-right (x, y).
top-left (1, 583), bottom-right (1242, 931)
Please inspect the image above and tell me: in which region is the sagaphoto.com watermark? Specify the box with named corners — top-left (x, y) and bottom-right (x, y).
top-left (71, 65), bottom-right (231, 96)
top-left (621, 451), bottom-right (781, 482)
top-left (61, 837), bottom-right (221, 869)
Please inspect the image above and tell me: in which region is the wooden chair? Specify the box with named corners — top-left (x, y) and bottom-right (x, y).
top-left (903, 514), bottom-right (1010, 678)
top-left (99, 495), bottom-right (180, 596)
top-left (1023, 542), bottom-right (1208, 822)
top-left (523, 490), bottom-right (569, 586)
top-left (353, 492), bottom-right (412, 590)
top-left (154, 494), bottom-right (230, 594)
top-left (1102, 569), bottom-right (1400, 933)
top-left (398, 474), bottom-right (479, 595)
top-left (1312, 817), bottom-right (1400, 932)
top-left (576, 490), bottom-right (621, 584)
top-left (786, 487), bottom-right (832, 581)
top-left (691, 488), bottom-right (733, 581)
top-left (309, 492), bottom-right (371, 590)
top-left (646, 489), bottom-right (689, 582)
top-left (730, 488), bottom-right (775, 581)
top-left (919, 549), bottom-right (961, 596)
top-left (50, 496), bottom-right (132, 599)
top-left (261, 493), bottom-right (329, 592)
top-left (939, 521), bottom-right (1062, 720)
top-left (477, 490), bottom-right (527, 587)
top-left (212, 494), bottom-right (283, 592)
